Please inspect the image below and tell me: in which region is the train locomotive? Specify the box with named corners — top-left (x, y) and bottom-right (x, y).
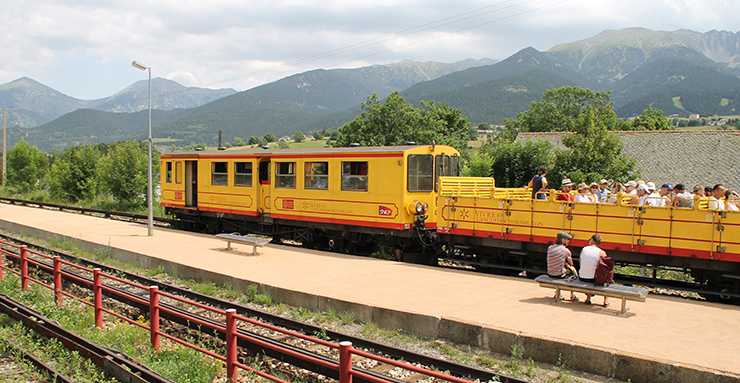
top-left (161, 144), bottom-right (740, 302)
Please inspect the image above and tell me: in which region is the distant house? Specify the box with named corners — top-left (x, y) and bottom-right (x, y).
top-left (689, 113), bottom-right (701, 119)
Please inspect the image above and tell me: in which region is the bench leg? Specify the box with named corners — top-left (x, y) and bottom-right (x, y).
top-left (226, 241), bottom-right (232, 251)
top-left (554, 287), bottom-right (561, 303)
top-left (251, 245), bottom-right (257, 255)
top-left (621, 296), bottom-right (627, 314)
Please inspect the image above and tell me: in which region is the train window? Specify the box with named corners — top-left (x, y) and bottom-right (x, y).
top-left (275, 162), bottom-right (296, 189)
top-left (166, 162), bottom-right (172, 183)
top-left (435, 154), bottom-right (461, 191)
top-left (211, 162), bottom-right (228, 186)
top-left (341, 161), bottom-right (368, 191)
top-left (408, 154), bottom-right (434, 192)
top-left (305, 162), bottom-right (328, 190)
top-left (175, 162), bottom-right (182, 184)
top-left (234, 162), bottom-right (253, 187)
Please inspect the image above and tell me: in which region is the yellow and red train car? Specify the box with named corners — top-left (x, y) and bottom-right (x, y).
top-left (436, 177), bottom-right (740, 301)
top-left (161, 145), bottom-right (460, 252)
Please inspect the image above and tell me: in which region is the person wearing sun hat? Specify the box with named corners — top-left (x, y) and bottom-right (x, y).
top-left (575, 183), bottom-right (592, 203)
top-left (625, 180), bottom-right (638, 195)
top-left (557, 179), bottom-right (574, 201)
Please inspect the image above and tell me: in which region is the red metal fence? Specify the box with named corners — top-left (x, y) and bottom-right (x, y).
top-left (0, 240), bottom-right (474, 383)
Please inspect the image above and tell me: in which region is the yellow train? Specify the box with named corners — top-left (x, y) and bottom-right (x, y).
top-left (161, 145), bottom-right (460, 252)
top-left (161, 145), bottom-right (740, 302)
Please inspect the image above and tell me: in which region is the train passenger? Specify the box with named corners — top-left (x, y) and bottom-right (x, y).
top-left (606, 182), bottom-right (625, 204)
top-left (596, 179), bottom-right (611, 203)
top-left (630, 184), bottom-right (650, 205)
top-left (574, 183), bottom-right (592, 203)
top-left (724, 189), bottom-right (739, 211)
top-left (528, 166), bottom-right (548, 200)
top-left (645, 183), bottom-right (661, 206)
top-left (704, 186), bottom-right (714, 198)
top-left (578, 234), bottom-right (608, 305)
top-left (647, 183), bottom-right (672, 207)
top-left (673, 184), bottom-right (694, 208)
top-left (693, 184), bottom-right (704, 197)
top-left (588, 183), bottom-right (599, 202)
top-left (709, 184), bottom-right (726, 210)
top-left (557, 179), bottom-right (574, 202)
top-left (646, 182), bottom-right (656, 195)
top-left (625, 180), bottom-right (638, 195)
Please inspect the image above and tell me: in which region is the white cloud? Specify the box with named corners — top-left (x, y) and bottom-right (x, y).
top-left (0, 0), bottom-right (737, 99)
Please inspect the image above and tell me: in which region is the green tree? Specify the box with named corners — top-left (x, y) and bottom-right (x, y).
top-left (481, 138), bottom-right (554, 188)
top-left (47, 145), bottom-right (101, 202)
top-left (551, 106), bottom-right (639, 184)
top-left (334, 92), bottom-right (472, 154)
top-left (506, 86), bottom-right (627, 132)
top-left (99, 141), bottom-right (148, 203)
top-left (630, 108), bottom-right (674, 130)
top-left (7, 139), bottom-right (49, 192)
top-left (313, 131), bottom-right (324, 140)
top-left (293, 131), bottom-right (306, 143)
top-left (232, 137), bottom-right (246, 147)
top-left (276, 139), bottom-right (290, 149)
top-left (264, 133), bottom-right (276, 143)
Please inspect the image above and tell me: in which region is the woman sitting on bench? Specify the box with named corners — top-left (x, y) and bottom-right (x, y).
top-left (579, 234), bottom-right (608, 305)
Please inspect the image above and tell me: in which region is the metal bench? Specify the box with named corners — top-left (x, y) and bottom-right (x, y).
top-left (535, 275), bottom-right (649, 314)
top-left (215, 233), bottom-right (271, 255)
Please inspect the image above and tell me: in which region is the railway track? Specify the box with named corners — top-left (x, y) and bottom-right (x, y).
top-left (0, 233), bottom-right (531, 383)
top-left (0, 294), bottom-right (173, 383)
top-left (0, 196), bottom-right (715, 301)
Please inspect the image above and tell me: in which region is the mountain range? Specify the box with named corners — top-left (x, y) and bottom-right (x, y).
top-left (2, 27), bottom-right (739, 152)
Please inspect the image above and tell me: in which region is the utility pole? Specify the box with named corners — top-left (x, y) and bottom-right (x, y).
top-left (2, 106), bottom-right (6, 187)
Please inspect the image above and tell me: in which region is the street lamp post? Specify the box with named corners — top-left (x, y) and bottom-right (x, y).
top-left (131, 61), bottom-right (154, 236)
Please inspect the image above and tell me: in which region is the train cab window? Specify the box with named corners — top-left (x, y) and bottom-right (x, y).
top-left (275, 162), bottom-right (296, 189)
top-left (341, 161), bottom-right (368, 191)
top-left (175, 162), bottom-right (182, 184)
top-left (305, 162), bottom-right (328, 190)
top-left (211, 162), bottom-right (228, 186)
top-left (408, 154), bottom-right (434, 192)
top-left (234, 162), bottom-right (253, 187)
top-left (165, 162), bottom-right (172, 183)
top-left (435, 154), bottom-right (461, 191)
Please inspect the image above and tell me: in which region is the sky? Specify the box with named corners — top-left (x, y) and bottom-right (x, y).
top-left (2, 0), bottom-right (739, 100)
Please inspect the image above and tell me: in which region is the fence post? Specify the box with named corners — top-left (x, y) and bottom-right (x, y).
top-left (339, 341), bottom-right (353, 383)
top-left (93, 268), bottom-right (103, 328)
top-left (226, 309), bottom-right (238, 382)
top-left (53, 256), bottom-right (62, 306)
top-left (149, 286), bottom-right (160, 351)
top-left (0, 243), bottom-right (4, 280)
top-left (20, 246), bottom-right (28, 291)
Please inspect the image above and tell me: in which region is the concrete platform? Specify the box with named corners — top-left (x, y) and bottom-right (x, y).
top-left (0, 203), bottom-right (738, 383)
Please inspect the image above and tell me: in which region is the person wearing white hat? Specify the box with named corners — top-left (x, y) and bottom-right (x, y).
top-left (631, 184), bottom-right (650, 205)
top-left (625, 180), bottom-right (638, 195)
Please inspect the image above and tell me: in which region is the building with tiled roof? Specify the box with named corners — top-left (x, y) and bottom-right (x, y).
top-left (516, 130), bottom-right (740, 192)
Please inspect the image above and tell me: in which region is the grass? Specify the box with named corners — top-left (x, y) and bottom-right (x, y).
top-left (0, 274), bottom-right (222, 383)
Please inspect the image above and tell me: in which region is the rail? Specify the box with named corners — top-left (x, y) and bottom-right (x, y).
top-left (0, 237), bottom-right (527, 383)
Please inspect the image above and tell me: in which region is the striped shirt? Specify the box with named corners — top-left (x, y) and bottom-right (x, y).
top-left (547, 244), bottom-right (572, 276)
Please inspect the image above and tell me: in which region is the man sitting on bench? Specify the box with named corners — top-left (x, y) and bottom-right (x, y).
top-left (547, 231), bottom-right (578, 300)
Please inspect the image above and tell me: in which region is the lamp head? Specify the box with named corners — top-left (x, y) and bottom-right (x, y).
top-left (131, 61), bottom-right (149, 71)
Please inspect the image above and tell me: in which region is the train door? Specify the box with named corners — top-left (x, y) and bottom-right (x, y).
top-left (185, 161), bottom-right (198, 207)
top-left (258, 160), bottom-right (271, 215)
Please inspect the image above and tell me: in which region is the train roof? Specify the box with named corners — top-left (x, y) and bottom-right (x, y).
top-left (162, 145), bottom-right (458, 158)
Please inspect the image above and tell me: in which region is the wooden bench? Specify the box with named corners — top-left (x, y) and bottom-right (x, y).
top-left (535, 275), bottom-right (649, 314)
top-left (215, 233), bottom-right (271, 255)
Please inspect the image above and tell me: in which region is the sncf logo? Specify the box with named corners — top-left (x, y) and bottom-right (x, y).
top-left (378, 206), bottom-right (393, 216)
